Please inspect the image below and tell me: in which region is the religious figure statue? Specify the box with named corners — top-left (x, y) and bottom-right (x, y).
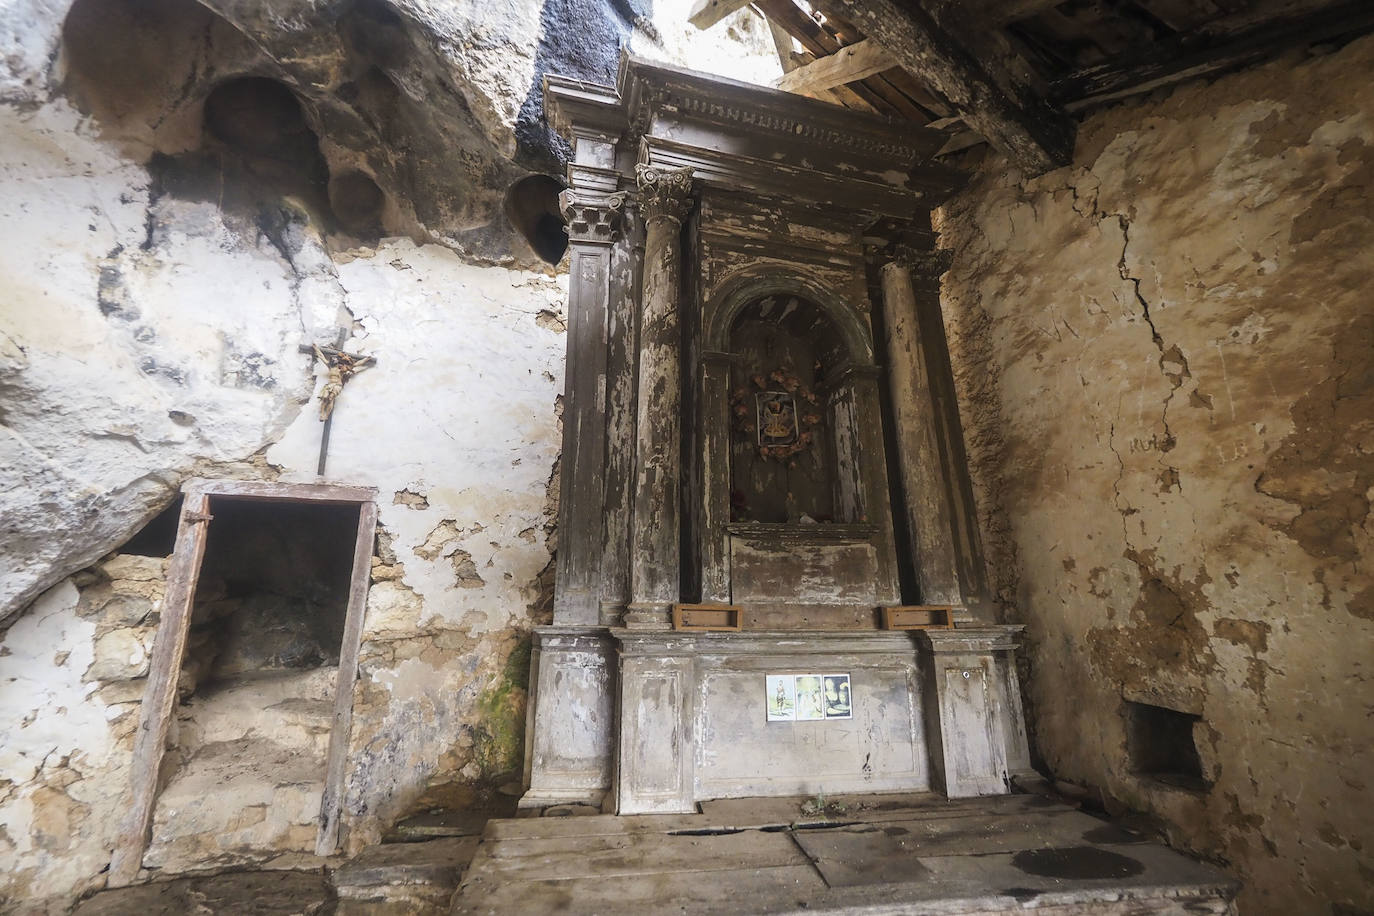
top-left (312, 344), bottom-right (375, 420)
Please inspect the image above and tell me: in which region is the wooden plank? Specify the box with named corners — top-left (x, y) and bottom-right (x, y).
top-left (485, 813), bottom-right (715, 841)
top-left (688, 0), bottom-right (755, 29)
top-left (453, 865), bottom-right (825, 914)
top-left (184, 478), bottom-right (377, 503)
top-left (831, 0), bottom-right (1075, 174)
top-left (793, 826), bottom-right (933, 887)
top-left (108, 491), bottom-right (212, 886)
top-left (880, 66), bottom-right (954, 118)
top-left (1053, 1), bottom-right (1374, 112)
top-left (757, 0), bottom-right (903, 116)
top-left (775, 38), bottom-right (897, 94)
top-left (476, 830), bottom-right (809, 879)
top-left (316, 499), bottom-right (378, 855)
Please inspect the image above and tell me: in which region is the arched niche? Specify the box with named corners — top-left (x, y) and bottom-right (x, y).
top-left (724, 294), bottom-right (847, 524)
top-left (692, 268), bottom-right (899, 618)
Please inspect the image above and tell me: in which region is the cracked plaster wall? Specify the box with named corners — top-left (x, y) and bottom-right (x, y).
top-left (0, 0), bottom-right (776, 907)
top-left (936, 36), bottom-right (1374, 915)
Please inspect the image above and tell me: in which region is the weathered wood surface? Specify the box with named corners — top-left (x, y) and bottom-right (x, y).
top-left (453, 793), bottom-right (1240, 914)
top-left (756, 0), bottom-right (922, 119)
top-left (1053, 0), bottom-right (1374, 111)
top-left (553, 240), bottom-right (613, 625)
top-left (625, 166), bottom-right (693, 628)
top-left (108, 491), bottom-right (212, 886)
top-left (599, 217), bottom-right (642, 623)
top-left (687, 0), bottom-right (755, 30)
top-left (792, 826), bottom-right (933, 887)
top-left (830, 0), bottom-right (1075, 174)
top-left (775, 38), bottom-right (897, 95)
top-left (879, 259), bottom-right (962, 607)
top-left (316, 498), bottom-right (377, 855)
top-left (183, 478), bottom-right (376, 503)
top-left (479, 829), bottom-right (810, 878)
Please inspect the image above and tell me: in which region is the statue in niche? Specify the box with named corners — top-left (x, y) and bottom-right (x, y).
top-left (728, 295), bottom-right (839, 523)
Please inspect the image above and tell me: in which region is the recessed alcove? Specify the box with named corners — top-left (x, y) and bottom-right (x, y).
top-left (185, 498), bottom-right (358, 689)
top-left (117, 481), bottom-right (378, 880)
top-left (505, 174), bottom-right (568, 264)
top-left (727, 294), bottom-right (846, 524)
top-left (1125, 700), bottom-right (1209, 792)
top-left (144, 494), bottom-right (365, 871)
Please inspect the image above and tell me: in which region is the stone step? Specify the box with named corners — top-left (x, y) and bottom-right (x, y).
top-left (333, 836), bottom-right (480, 916)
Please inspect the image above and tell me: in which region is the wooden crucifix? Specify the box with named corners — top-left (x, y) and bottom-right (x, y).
top-left (300, 331), bottom-right (375, 476)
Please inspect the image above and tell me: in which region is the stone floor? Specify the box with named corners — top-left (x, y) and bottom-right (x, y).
top-left (73, 792), bottom-right (1238, 915)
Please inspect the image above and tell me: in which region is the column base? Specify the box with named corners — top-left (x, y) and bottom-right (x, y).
top-left (916, 625), bottom-right (1029, 798)
top-left (522, 627), bottom-right (615, 804)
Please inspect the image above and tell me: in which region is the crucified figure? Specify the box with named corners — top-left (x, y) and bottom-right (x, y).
top-left (312, 344), bottom-right (375, 420)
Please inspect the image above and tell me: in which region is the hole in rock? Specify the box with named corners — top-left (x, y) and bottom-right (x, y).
top-left (60, 0), bottom-right (229, 147)
top-left (117, 494), bottom-right (183, 558)
top-left (1124, 700), bottom-right (1208, 791)
top-left (132, 75), bottom-right (345, 239)
top-left (505, 174), bottom-right (568, 264)
top-left (329, 169), bottom-right (386, 233)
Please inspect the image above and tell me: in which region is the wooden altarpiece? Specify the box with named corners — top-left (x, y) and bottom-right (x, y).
top-left (524, 56), bottom-right (1031, 814)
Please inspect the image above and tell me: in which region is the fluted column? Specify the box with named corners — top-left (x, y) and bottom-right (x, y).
top-left (624, 165), bottom-right (693, 629)
top-left (880, 246), bottom-right (963, 607)
top-left (552, 189), bottom-right (625, 625)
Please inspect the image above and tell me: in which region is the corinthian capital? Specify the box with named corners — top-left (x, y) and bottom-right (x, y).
top-left (635, 164), bottom-right (694, 226)
top-left (893, 245), bottom-right (954, 278)
top-left (559, 189), bottom-right (627, 244)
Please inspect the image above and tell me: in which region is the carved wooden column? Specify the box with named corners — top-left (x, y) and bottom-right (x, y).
top-left (880, 247), bottom-right (964, 609)
top-left (553, 190), bottom-right (626, 625)
top-left (625, 165), bottom-right (693, 629)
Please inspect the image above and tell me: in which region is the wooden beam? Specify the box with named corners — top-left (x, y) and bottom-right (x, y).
top-left (762, 5), bottom-right (882, 113)
top-left (689, 0), bottom-right (755, 30)
top-left (763, 11), bottom-right (877, 112)
top-left (316, 499), bottom-right (378, 855)
top-left (1053, 0), bottom-right (1374, 111)
top-left (108, 491), bottom-right (212, 887)
top-left (775, 38), bottom-right (897, 94)
top-left (757, 0), bottom-right (913, 118)
top-left (832, 0), bottom-right (1075, 173)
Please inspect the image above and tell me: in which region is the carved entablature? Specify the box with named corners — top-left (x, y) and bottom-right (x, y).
top-left (894, 245), bottom-right (955, 279)
top-left (560, 190), bottom-right (628, 244)
top-left (635, 164), bottom-right (694, 226)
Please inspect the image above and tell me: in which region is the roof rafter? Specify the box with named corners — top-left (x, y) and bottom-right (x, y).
top-left (828, 0), bottom-right (1075, 174)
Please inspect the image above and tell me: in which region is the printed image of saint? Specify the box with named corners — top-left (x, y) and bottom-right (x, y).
top-left (756, 392), bottom-right (799, 447)
top-left (795, 674), bottom-right (824, 721)
top-left (823, 674), bottom-right (852, 719)
top-left (766, 674), bottom-right (796, 722)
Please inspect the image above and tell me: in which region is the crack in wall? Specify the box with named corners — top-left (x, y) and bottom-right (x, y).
top-left (1114, 211), bottom-right (1184, 479)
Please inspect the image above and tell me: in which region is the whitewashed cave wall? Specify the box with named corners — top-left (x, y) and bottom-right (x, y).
top-left (0, 0), bottom-right (777, 909)
top-left (936, 36), bottom-right (1374, 916)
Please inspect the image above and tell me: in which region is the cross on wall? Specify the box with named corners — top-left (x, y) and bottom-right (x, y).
top-left (299, 329), bottom-right (375, 476)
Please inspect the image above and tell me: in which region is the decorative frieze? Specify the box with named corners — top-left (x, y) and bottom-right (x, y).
top-left (559, 190), bottom-right (627, 244)
top-left (635, 164), bottom-right (694, 225)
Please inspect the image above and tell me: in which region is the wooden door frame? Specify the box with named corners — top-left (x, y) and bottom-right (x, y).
top-left (109, 478), bottom-right (378, 886)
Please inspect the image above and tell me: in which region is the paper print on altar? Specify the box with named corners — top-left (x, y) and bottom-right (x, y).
top-left (794, 674), bottom-right (825, 721)
top-left (766, 674), bottom-right (796, 721)
top-left (755, 391), bottom-right (799, 447)
top-left (823, 674), bottom-right (852, 719)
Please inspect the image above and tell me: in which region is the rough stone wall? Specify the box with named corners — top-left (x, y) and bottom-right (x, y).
top-left (937, 37), bottom-right (1374, 915)
top-left (0, 0), bottom-right (775, 909)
